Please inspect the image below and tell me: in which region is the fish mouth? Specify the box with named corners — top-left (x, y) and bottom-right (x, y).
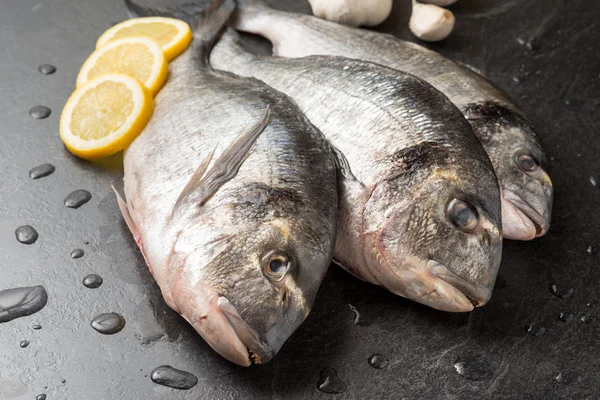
top-left (181, 293), bottom-right (273, 367)
top-left (217, 296), bottom-right (273, 365)
top-left (426, 260), bottom-right (493, 311)
top-left (362, 229), bottom-right (493, 312)
top-left (502, 189), bottom-right (550, 240)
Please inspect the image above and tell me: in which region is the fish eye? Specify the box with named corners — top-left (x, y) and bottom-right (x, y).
top-left (262, 250), bottom-right (291, 282)
top-left (447, 199), bottom-right (479, 232)
top-left (516, 153), bottom-right (539, 173)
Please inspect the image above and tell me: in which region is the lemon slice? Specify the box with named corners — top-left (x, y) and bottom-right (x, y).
top-left (76, 36), bottom-right (168, 95)
top-left (96, 17), bottom-right (192, 62)
top-left (60, 74), bottom-right (153, 160)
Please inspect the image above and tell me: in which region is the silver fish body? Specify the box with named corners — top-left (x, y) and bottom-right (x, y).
top-left (233, 0), bottom-right (552, 241)
top-left (212, 30), bottom-right (502, 312)
top-left (118, 0), bottom-right (338, 366)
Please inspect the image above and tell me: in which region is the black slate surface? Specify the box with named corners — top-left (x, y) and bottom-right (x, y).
top-left (1, 0), bottom-right (599, 399)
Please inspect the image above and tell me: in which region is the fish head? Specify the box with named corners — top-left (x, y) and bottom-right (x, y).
top-left (167, 200), bottom-right (333, 366)
top-left (361, 142), bottom-right (502, 312)
top-left (496, 131), bottom-right (552, 240)
top-left (465, 102), bottom-right (553, 240)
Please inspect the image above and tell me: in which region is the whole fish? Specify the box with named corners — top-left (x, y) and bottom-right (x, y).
top-left (117, 0), bottom-right (338, 366)
top-left (212, 29), bottom-right (502, 312)
top-left (232, 0), bottom-right (552, 241)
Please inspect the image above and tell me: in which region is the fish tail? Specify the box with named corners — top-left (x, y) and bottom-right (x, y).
top-left (218, 28), bottom-right (257, 62)
top-left (236, 0), bottom-right (270, 11)
top-left (125, 0), bottom-right (236, 64)
top-left (233, 0), bottom-right (276, 35)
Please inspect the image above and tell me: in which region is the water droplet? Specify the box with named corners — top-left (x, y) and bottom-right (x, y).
top-left (317, 368), bottom-right (347, 394)
top-left (555, 372), bottom-right (563, 382)
top-left (33, 324), bottom-right (42, 330)
top-left (454, 354), bottom-right (493, 380)
top-left (348, 304), bottom-right (360, 325)
top-left (15, 225), bottom-right (38, 244)
top-left (70, 248), bottom-right (84, 259)
top-left (566, 99), bottom-right (585, 107)
top-left (549, 283), bottom-right (573, 299)
top-left (516, 36), bottom-right (538, 51)
top-left (581, 315), bottom-right (594, 324)
top-left (29, 105), bottom-right (51, 119)
top-left (20, 340), bottom-right (29, 348)
top-left (29, 164), bottom-right (55, 179)
top-left (368, 354), bottom-right (389, 369)
top-left (555, 371), bottom-right (577, 385)
top-left (61, 379), bottom-right (66, 384)
top-left (64, 189), bottom-right (92, 209)
top-left (559, 312), bottom-right (573, 322)
top-left (512, 71), bottom-right (532, 85)
top-left (150, 366), bottom-right (198, 390)
top-left (38, 64), bottom-right (56, 75)
top-left (134, 308), bottom-right (166, 344)
top-left (36, 394), bottom-right (47, 400)
top-left (0, 286), bottom-right (48, 323)
top-left (83, 274), bottom-right (103, 289)
top-left (591, 176), bottom-right (598, 187)
top-left (91, 312), bottom-right (125, 334)
top-left (526, 324), bottom-right (545, 337)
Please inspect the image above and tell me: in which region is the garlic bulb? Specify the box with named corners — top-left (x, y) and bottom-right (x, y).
top-left (410, 2), bottom-right (455, 42)
top-left (308, 0), bottom-right (393, 27)
top-left (420, 0), bottom-right (458, 6)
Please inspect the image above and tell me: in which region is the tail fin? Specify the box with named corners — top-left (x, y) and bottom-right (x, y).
top-left (218, 28), bottom-right (250, 54)
top-left (236, 0), bottom-right (270, 11)
top-left (232, 0), bottom-right (275, 34)
top-left (125, 0), bottom-right (235, 62)
top-left (211, 28), bottom-right (257, 67)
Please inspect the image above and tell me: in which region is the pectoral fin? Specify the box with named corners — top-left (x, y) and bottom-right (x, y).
top-left (174, 106), bottom-right (271, 212)
top-left (330, 144), bottom-right (361, 185)
top-left (173, 147), bottom-right (216, 211)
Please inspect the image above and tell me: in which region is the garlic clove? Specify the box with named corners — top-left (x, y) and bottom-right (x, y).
top-left (359, 0), bottom-right (393, 27)
top-left (308, 0), bottom-right (393, 28)
top-left (409, 3), bottom-right (455, 42)
top-left (419, 0), bottom-right (459, 6)
top-left (308, 0), bottom-right (353, 25)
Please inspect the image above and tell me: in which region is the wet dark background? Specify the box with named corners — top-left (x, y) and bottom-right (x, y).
top-left (1, 0), bottom-right (599, 398)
